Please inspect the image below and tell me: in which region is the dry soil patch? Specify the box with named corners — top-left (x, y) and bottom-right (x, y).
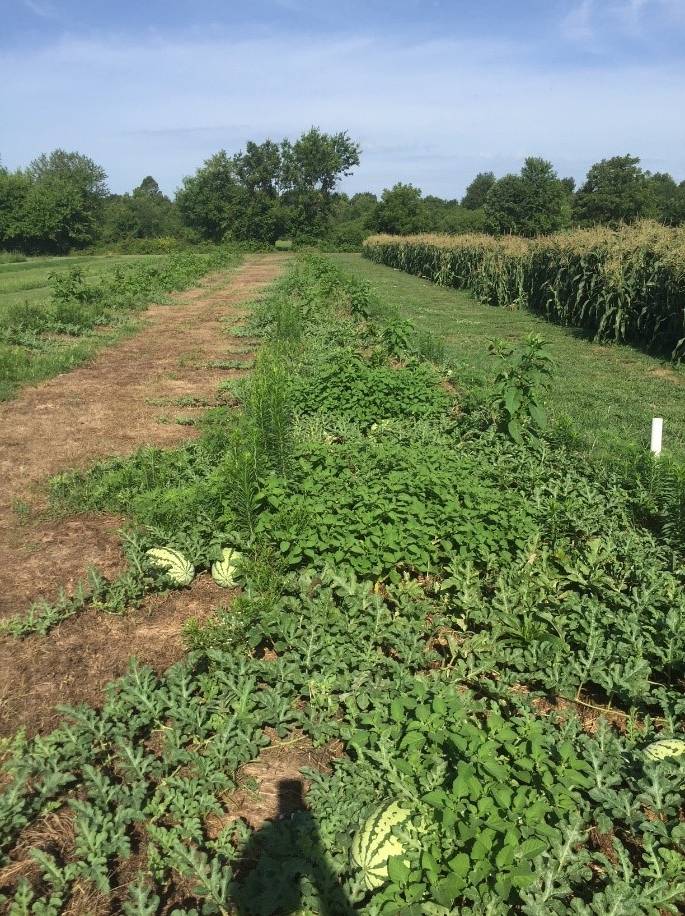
top-left (0, 254), bottom-right (286, 619)
top-left (0, 253), bottom-right (289, 735)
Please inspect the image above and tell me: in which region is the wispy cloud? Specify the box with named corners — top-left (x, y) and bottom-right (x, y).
top-left (615, 0), bottom-right (653, 33)
top-left (1, 31), bottom-right (684, 196)
top-left (561, 0), bottom-right (595, 42)
top-left (22, 0), bottom-right (59, 19)
top-left (561, 0), bottom-right (684, 44)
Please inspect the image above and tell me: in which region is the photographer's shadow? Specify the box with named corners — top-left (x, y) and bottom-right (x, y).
top-left (232, 778), bottom-right (355, 916)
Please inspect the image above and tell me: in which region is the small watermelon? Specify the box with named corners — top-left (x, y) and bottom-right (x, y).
top-left (211, 547), bottom-right (243, 588)
top-left (146, 547), bottom-right (194, 586)
top-left (350, 800), bottom-right (411, 890)
top-left (644, 738), bottom-right (685, 762)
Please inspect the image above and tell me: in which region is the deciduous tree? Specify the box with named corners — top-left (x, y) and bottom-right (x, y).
top-left (573, 154), bottom-right (655, 226)
top-left (485, 157), bottom-right (568, 236)
top-left (462, 171), bottom-right (495, 210)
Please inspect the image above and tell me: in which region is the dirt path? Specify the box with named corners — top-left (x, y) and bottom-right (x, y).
top-left (0, 253), bottom-right (288, 734)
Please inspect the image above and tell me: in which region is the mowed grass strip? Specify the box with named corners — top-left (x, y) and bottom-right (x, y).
top-left (0, 253), bottom-right (165, 316)
top-left (0, 254), bottom-right (167, 400)
top-left (0, 249), bottom-right (237, 400)
top-left (331, 252), bottom-right (685, 463)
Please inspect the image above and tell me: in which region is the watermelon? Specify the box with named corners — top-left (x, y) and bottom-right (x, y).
top-left (644, 738), bottom-right (685, 762)
top-left (146, 547), bottom-right (194, 586)
top-left (350, 800), bottom-right (411, 890)
top-left (211, 547), bottom-right (243, 588)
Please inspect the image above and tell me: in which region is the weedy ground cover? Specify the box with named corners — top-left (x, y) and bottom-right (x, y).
top-left (0, 258), bottom-right (683, 913)
top-left (332, 251), bottom-right (685, 465)
top-left (0, 249), bottom-right (240, 400)
top-left (0, 254), bottom-right (164, 316)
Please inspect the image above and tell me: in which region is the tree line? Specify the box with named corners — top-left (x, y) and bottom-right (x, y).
top-left (2, 132), bottom-right (685, 254)
top-left (362, 155), bottom-right (685, 240)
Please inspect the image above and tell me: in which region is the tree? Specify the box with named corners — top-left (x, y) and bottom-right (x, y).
top-left (18, 149), bottom-right (108, 252)
top-left (280, 128), bottom-right (361, 237)
top-left (176, 146), bottom-right (286, 244)
top-left (646, 171), bottom-right (678, 223)
top-left (177, 129), bottom-right (361, 243)
top-left (661, 180), bottom-right (685, 226)
top-left (234, 140), bottom-right (282, 196)
top-left (462, 172), bottom-right (495, 210)
top-left (422, 195), bottom-right (486, 234)
top-left (135, 175), bottom-right (164, 198)
top-left (176, 151), bottom-right (239, 242)
top-left (230, 140), bottom-right (287, 242)
top-left (372, 183), bottom-right (426, 235)
top-left (328, 192), bottom-right (377, 248)
top-left (102, 176), bottom-right (178, 241)
top-left (484, 157), bottom-right (568, 236)
top-left (0, 165), bottom-right (31, 249)
top-left (346, 192), bottom-right (378, 220)
top-left (573, 154), bottom-right (655, 226)
top-left (440, 204), bottom-right (486, 234)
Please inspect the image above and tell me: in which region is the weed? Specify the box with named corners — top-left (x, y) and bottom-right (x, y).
top-left (4, 255), bottom-right (684, 913)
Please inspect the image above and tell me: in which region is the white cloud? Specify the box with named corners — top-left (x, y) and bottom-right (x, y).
top-left (21, 0), bottom-right (58, 18)
top-left (1, 32), bottom-right (684, 197)
top-left (561, 0), bottom-right (595, 42)
top-left (562, 0), bottom-right (684, 43)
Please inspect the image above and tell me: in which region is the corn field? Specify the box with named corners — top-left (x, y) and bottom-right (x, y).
top-left (363, 222), bottom-right (685, 358)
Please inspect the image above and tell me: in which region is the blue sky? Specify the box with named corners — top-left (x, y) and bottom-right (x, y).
top-left (1, 0), bottom-right (684, 198)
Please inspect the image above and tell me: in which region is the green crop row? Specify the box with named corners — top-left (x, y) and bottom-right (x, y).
top-left (1, 257), bottom-right (683, 913)
top-left (363, 222), bottom-right (685, 358)
top-left (0, 247), bottom-right (240, 399)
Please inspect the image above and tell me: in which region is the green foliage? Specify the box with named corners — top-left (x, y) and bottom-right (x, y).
top-left (291, 354), bottom-right (450, 428)
top-left (363, 222), bottom-right (685, 359)
top-left (257, 437), bottom-right (535, 577)
top-left (462, 172), bottom-right (496, 210)
top-left (325, 192), bottom-right (378, 250)
top-left (5, 253), bottom-right (685, 913)
top-left (367, 184), bottom-right (485, 239)
top-left (101, 175), bottom-right (179, 243)
top-left (484, 157), bottom-right (569, 237)
top-left (0, 149), bottom-right (108, 254)
top-left (176, 128), bottom-right (361, 244)
top-left (489, 334), bottom-right (554, 442)
top-left (0, 246), bottom-right (240, 398)
top-left (574, 155), bottom-right (656, 227)
top-left (281, 128), bottom-right (362, 239)
top-left (372, 183), bottom-right (427, 235)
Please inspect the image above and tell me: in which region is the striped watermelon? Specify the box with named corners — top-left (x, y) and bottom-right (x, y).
top-left (211, 547), bottom-right (243, 588)
top-left (350, 800), bottom-right (411, 890)
top-left (645, 738), bottom-right (685, 762)
top-left (146, 547), bottom-right (194, 586)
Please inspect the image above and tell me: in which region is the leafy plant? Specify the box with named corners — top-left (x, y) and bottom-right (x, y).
top-left (5, 254), bottom-right (684, 913)
top-left (489, 334), bottom-right (554, 442)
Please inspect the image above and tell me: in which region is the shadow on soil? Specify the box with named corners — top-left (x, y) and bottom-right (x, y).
top-left (233, 778), bottom-right (354, 915)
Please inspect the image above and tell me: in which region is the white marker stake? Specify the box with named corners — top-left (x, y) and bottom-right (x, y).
top-left (651, 417), bottom-right (663, 457)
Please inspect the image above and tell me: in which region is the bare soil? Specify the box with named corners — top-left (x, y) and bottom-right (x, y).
top-left (0, 574), bottom-right (229, 737)
top-left (0, 253), bottom-right (289, 735)
top-left (212, 730), bottom-right (344, 832)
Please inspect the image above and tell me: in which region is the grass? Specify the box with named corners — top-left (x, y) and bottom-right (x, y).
top-left (7, 256), bottom-right (682, 912)
top-left (0, 253), bottom-right (164, 317)
top-left (331, 253), bottom-right (685, 464)
top-left (0, 249), bottom-right (236, 401)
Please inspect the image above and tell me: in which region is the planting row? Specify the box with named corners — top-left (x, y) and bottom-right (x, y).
top-left (0, 247), bottom-right (240, 398)
top-left (363, 222), bottom-right (685, 358)
top-left (0, 257), bottom-right (683, 913)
